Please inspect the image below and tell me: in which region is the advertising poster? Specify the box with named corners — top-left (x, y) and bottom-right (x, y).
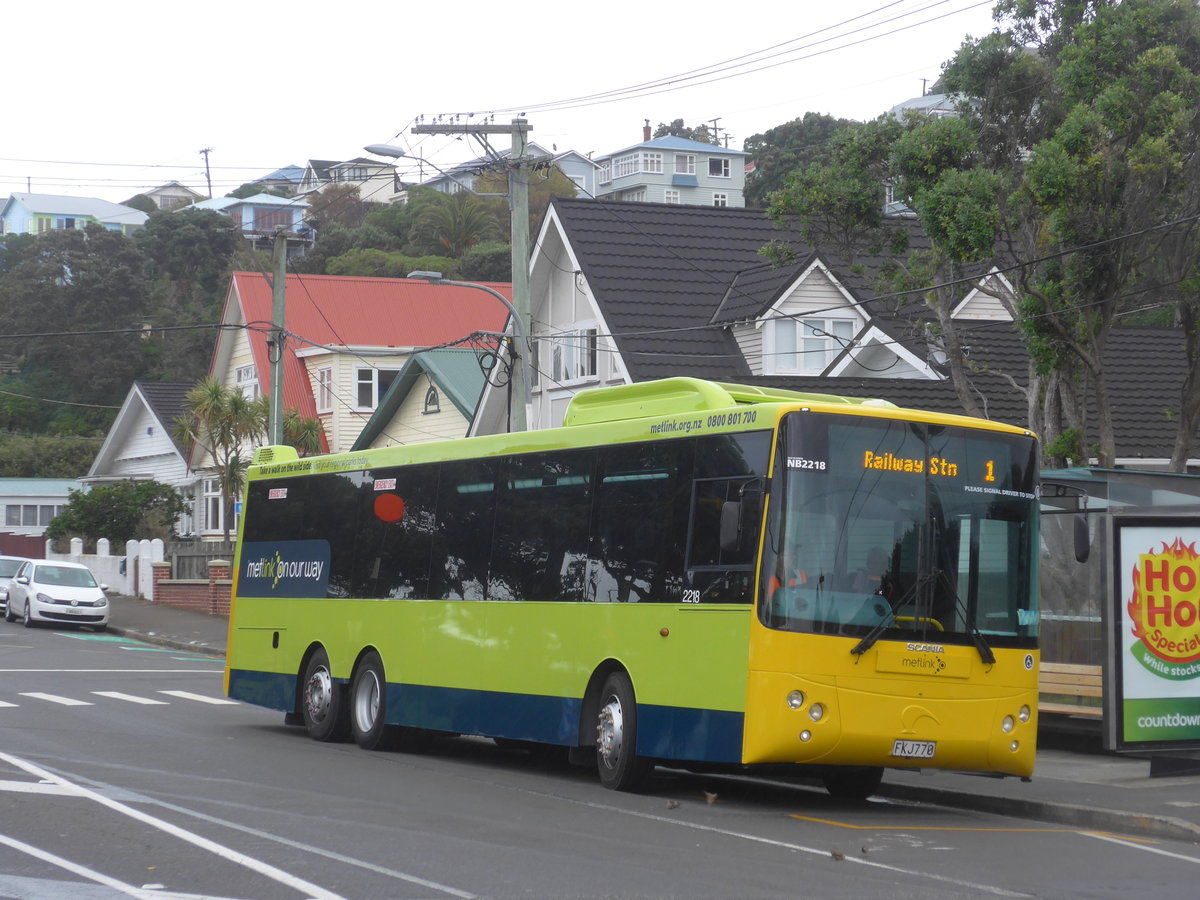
top-left (1116, 520), bottom-right (1200, 750)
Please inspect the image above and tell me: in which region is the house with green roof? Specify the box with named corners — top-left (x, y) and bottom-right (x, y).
top-left (352, 349), bottom-right (490, 450)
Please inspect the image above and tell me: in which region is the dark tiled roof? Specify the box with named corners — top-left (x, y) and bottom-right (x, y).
top-left (136, 382), bottom-right (192, 455)
top-left (550, 198), bottom-right (1195, 460)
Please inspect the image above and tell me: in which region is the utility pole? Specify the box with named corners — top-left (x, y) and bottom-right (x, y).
top-left (269, 230), bottom-right (287, 445)
top-left (199, 148), bottom-right (214, 198)
top-left (410, 118), bottom-right (531, 432)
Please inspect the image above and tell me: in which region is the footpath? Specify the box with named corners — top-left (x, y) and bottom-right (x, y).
top-left (105, 593), bottom-right (1200, 845)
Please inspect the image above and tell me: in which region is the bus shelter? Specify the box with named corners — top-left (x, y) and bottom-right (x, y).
top-left (1040, 468), bottom-right (1200, 765)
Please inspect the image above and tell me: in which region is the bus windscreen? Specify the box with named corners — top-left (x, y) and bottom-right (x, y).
top-left (760, 412), bottom-right (1039, 650)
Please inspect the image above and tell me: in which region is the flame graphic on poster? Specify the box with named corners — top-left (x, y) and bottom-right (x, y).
top-left (1128, 538), bottom-right (1200, 668)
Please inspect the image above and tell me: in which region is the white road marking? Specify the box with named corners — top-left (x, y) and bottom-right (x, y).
top-left (0, 832), bottom-right (247, 899)
top-left (19, 692), bottom-right (92, 706)
top-left (0, 700), bottom-right (16, 708)
top-left (0, 668), bottom-right (220, 673)
top-left (0, 779), bottom-right (78, 795)
top-left (158, 690), bottom-right (238, 705)
top-left (93, 691), bottom-right (170, 705)
top-left (0, 752), bottom-right (348, 900)
top-left (557, 793), bottom-right (1032, 897)
top-left (1085, 831), bottom-right (1200, 864)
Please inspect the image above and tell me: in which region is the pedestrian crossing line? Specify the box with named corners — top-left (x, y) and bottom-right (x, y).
top-left (158, 690), bottom-right (238, 705)
top-left (19, 693), bottom-right (91, 706)
top-left (92, 691), bottom-right (170, 705)
top-left (0, 701), bottom-right (16, 708)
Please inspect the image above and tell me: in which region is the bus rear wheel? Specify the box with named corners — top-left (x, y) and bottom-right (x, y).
top-left (300, 647), bottom-right (349, 742)
top-left (823, 766), bottom-right (884, 801)
top-left (350, 650), bottom-right (394, 751)
top-left (595, 671), bottom-right (651, 792)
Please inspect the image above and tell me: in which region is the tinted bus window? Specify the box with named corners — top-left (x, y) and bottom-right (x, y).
top-left (491, 450), bottom-right (595, 601)
top-left (355, 464), bottom-right (439, 599)
top-left (431, 459), bottom-right (498, 601)
top-left (588, 439), bottom-right (692, 603)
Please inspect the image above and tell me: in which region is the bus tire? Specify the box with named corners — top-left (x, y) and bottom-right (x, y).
top-left (595, 671), bottom-right (651, 792)
top-left (350, 650), bottom-right (394, 751)
top-left (823, 766), bottom-right (884, 801)
top-left (300, 647), bottom-right (349, 742)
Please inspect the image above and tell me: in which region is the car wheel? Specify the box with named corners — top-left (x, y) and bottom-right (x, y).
top-left (22, 601), bottom-right (34, 628)
top-left (3, 602), bottom-right (14, 624)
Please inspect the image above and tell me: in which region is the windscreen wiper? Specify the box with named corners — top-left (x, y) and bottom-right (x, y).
top-left (934, 568), bottom-right (996, 665)
top-left (850, 578), bottom-right (920, 658)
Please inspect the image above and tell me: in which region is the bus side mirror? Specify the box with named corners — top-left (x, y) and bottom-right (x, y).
top-left (719, 501), bottom-right (741, 552)
top-left (1074, 514), bottom-right (1090, 563)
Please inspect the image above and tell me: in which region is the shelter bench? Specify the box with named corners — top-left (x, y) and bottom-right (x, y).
top-left (1038, 662), bottom-right (1103, 718)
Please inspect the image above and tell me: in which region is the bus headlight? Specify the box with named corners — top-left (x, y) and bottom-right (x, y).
top-left (1018, 705), bottom-right (1031, 723)
top-left (787, 690), bottom-right (805, 710)
top-left (808, 703), bottom-right (825, 722)
top-left (1001, 715), bottom-right (1015, 733)
top-left (799, 730), bottom-right (812, 742)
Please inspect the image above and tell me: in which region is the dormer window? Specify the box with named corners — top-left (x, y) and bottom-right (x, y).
top-left (767, 317), bottom-right (856, 374)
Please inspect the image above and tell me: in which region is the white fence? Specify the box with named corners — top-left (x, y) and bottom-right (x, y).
top-left (45, 537), bottom-right (164, 599)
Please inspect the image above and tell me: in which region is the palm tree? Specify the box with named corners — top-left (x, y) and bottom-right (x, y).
top-left (173, 377), bottom-right (268, 541)
top-left (414, 192), bottom-right (499, 257)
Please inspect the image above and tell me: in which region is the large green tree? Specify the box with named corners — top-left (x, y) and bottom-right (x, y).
top-left (744, 112), bottom-right (853, 208)
top-left (46, 480), bottom-right (189, 549)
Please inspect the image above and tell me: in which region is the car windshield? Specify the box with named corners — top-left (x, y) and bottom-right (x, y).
top-left (760, 412), bottom-right (1040, 652)
top-left (34, 565), bottom-right (98, 588)
top-left (0, 560), bottom-right (22, 577)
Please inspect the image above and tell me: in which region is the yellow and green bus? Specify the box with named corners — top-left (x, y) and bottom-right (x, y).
top-left (225, 377), bottom-right (1040, 796)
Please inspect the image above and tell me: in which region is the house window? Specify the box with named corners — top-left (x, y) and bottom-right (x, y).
top-left (709, 158), bottom-right (731, 178)
top-left (598, 162), bottom-right (612, 185)
top-left (712, 193), bottom-right (728, 207)
top-left (423, 385), bottom-right (441, 414)
top-left (770, 317), bottom-right (856, 373)
top-left (203, 478), bottom-right (224, 534)
top-left (4, 506), bottom-right (18, 527)
top-left (622, 189), bottom-right (646, 202)
top-left (642, 152), bottom-right (663, 173)
top-left (235, 364), bottom-right (260, 400)
top-left (253, 208), bottom-right (292, 231)
top-left (315, 366), bottom-right (333, 413)
top-left (355, 367), bottom-right (401, 410)
top-left (613, 154), bottom-right (640, 178)
top-left (550, 327), bottom-right (598, 383)
top-left (675, 154), bottom-right (696, 175)
top-left (664, 189), bottom-right (681, 204)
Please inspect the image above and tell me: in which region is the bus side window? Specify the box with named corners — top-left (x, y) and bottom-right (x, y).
top-left (430, 459), bottom-right (497, 601)
top-left (489, 449), bottom-right (595, 602)
top-left (687, 477), bottom-right (759, 603)
top-left (588, 440), bottom-right (691, 603)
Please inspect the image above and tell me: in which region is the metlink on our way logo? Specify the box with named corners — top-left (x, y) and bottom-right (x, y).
top-left (244, 551), bottom-right (325, 589)
top-left (1128, 538), bottom-right (1200, 681)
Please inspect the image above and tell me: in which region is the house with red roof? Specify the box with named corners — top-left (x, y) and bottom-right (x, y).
top-left (192, 272), bottom-right (510, 536)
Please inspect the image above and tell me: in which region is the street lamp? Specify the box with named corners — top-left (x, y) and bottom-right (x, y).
top-left (406, 271), bottom-right (530, 432)
top-left (363, 144), bottom-right (500, 197)
top-left (367, 138), bottom-right (532, 432)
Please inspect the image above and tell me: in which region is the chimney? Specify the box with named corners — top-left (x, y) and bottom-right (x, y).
top-left (644, 119), bottom-right (652, 142)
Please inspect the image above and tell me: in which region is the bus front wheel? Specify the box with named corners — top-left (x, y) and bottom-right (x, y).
top-left (595, 672), bottom-right (651, 792)
top-left (350, 650), bottom-right (393, 751)
top-left (300, 648), bottom-right (349, 742)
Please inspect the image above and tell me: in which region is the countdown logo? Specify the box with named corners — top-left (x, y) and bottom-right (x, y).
top-left (1128, 538), bottom-right (1200, 679)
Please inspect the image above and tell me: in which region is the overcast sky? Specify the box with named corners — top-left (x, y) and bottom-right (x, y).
top-left (3, 1), bottom-right (1002, 204)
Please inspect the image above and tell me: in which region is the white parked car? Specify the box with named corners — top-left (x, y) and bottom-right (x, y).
top-left (5, 560), bottom-right (109, 631)
top-left (0, 555), bottom-right (32, 617)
